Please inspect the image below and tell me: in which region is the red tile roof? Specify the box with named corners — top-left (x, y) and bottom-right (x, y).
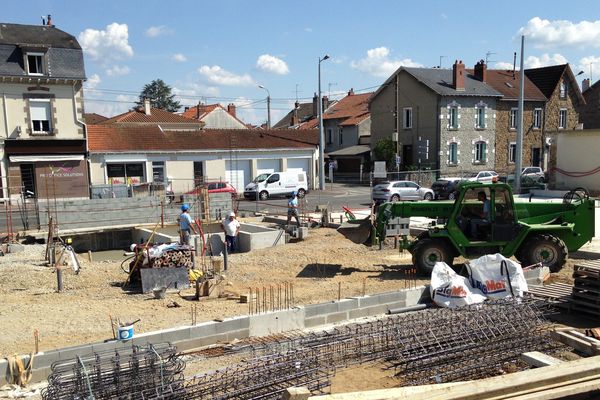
top-left (101, 107), bottom-right (203, 125)
top-left (323, 92), bottom-right (371, 125)
top-left (469, 70), bottom-right (546, 101)
top-left (84, 113), bottom-right (108, 124)
top-left (181, 104), bottom-right (220, 119)
top-left (87, 125), bottom-right (318, 152)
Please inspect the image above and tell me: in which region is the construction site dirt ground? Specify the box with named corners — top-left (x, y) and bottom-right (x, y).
top-left (0, 220), bottom-right (599, 361)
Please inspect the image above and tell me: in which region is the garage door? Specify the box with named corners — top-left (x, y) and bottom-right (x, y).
top-left (257, 159), bottom-right (280, 175)
top-left (287, 158), bottom-right (310, 174)
top-left (225, 160), bottom-right (251, 192)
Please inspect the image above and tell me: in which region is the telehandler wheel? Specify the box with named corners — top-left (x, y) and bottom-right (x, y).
top-left (521, 234), bottom-right (567, 272)
top-left (411, 238), bottom-right (454, 276)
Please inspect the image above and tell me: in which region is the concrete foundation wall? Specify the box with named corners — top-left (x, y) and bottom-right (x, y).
top-left (0, 286), bottom-right (429, 386)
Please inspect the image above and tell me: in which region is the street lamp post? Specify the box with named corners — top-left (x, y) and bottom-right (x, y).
top-left (318, 54), bottom-right (330, 190)
top-left (258, 85), bottom-right (271, 129)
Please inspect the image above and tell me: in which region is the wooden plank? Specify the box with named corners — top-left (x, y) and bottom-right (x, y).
top-left (521, 351), bottom-right (563, 367)
top-left (567, 330), bottom-right (600, 348)
top-left (310, 356), bottom-right (600, 400)
top-left (550, 331), bottom-right (600, 356)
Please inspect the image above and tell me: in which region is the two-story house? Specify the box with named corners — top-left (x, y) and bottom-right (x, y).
top-left (322, 89), bottom-right (371, 175)
top-left (0, 21), bottom-right (88, 199)
top-left (524, 64), bottom-right (585, 176)
top-left (370, 61), bottom-right (502, 174)
top-left (476, 63), bottom-right (547, 174)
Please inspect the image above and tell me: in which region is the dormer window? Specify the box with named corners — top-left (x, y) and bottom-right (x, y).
top-left (559, 81), bottom-right (567, 99)
top-left (26, 53), bottom-right (44, 75)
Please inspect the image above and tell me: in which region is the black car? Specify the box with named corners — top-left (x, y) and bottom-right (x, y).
top-left (431, 177), bottom-right (463, 200)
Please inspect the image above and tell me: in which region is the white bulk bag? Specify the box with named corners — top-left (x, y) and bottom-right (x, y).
top-left (467, 253), bottom-right (528, 299)
top-left (430, 262), bottom-right (486, 308)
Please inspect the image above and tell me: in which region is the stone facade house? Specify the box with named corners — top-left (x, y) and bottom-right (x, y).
top-left (0, 20), bottom-right (88, 200)
top-left (479, 65), bottom-right (547, 175)
top-left (577, 78), bottom-right (600, 129)
top-left (370, 61), bottom-right (502, 175)
top-left (524, 64), bottom-right (585, 179)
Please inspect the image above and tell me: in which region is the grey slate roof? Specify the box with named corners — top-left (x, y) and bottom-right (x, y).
top-left (0, 23), bottom-right (81, 49)
top-left (0, 23), bottom-right (85, 79)
top-left (403, 68), bottom-right (503, 97)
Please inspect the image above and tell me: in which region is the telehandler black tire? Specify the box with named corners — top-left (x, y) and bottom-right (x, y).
top-left (411, 238), bottom-right (454, 276)
top-left (520, 234), bottom-right (567, 272)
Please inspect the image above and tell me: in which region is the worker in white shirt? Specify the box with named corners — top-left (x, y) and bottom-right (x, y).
top-left (221, 211), bottom-right (241, 253)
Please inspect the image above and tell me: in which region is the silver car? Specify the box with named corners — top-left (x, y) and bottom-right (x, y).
top-left (372, 180), bottom-right (434, 203)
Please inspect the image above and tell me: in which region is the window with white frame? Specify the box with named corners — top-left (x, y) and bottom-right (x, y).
top-left (533, 108), bottom-right (542, 129)
top-left (403, 107), bottom-right (412, 129)
top-left (29, 100), bottom-right (52, 133)
top-left (449, 106), bottom-right (459, 129)
top-left (509, 108), bottom-right (518, 129)
top-left (559, 81), bottom-right (567, 99)
top-left (559, 108), bottom-right (567, 129)
top-left (475, 105), bottom-right (486, 129)
top-left (26, 53), bottom-right (44, 75)
top-left (474, 141), bottom-right (487, 163)
top-left (448, 142), bottom-right (458, 164)
top-left (509, 143), bottom-right (516, 163)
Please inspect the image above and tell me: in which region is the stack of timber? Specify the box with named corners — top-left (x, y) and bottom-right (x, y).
top-left (571, 260), bottom-right (600, 318)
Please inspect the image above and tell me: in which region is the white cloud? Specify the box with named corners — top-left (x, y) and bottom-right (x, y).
top-left (79, 23), bottom-right (134, 62)
top-left (84, 94), bottom-right (136, 118)
top-left (197, 65), bottom-right (255, 86)
top-left (145, 25), bottom-right (171, 38)
top-left (256, 54), bottom-right (290, 75)
top-left (232, 96), bottom-right (264, 126)
top-left (493, 61), bottom-right (517, 70)
top-left (172, 83), bottom-right (220, 106)
top-left (441, 13), bottom-right (448, 20)
top-left (519, 17), bottom-right (600, 49)
top-left (351, 47), bottom-right (423, 77)
top-left (576, 56), bottom-right (600, 77)
top-left (105, 65), bottom-right (131, 77)
top-left (84, 73), bottom-right (101, 91)
top-left (304, 27), bottom-right (313, 33)
top-left (172, 53), bottom-right (187, 62)
top-left (524, 53), bottom-right (568, 69)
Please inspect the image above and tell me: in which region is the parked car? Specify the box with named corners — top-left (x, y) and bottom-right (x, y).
top-left (372, 180), bottom-right (434, 203)
top-left (466, 170), bottom-right (499, 182)
top-left (431, 177), bottom-right (463, 200)
top-left (506, 167), bottom-right (547, 185)
top-left (181, 181), bottom-right (238, 201)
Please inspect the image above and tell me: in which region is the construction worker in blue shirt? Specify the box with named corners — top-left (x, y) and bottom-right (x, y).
top-left (286, 191), bottom-right (301, 228)
top-left (179, 204), bottom-right (199, 245)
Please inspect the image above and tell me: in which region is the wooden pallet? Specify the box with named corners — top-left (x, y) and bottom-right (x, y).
top-left (570, 261), bottom-right (600, 318)
top-left (526, 282), bottom-right (573, 301)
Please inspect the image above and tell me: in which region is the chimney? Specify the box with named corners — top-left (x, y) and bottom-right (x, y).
top-left (47, 14), bottom-right (53, 27)
top-left (312, 93), bottom-right (318, 117)
top-left (582, 78), bottom-right (591, 92)
top-left (452, 60), bottom-right (465, 91)
top-left (474, 59), bottom-right (487, 82)
top-left (196, 102), bottom-right (201, 119)
top-left (291, 114), bottom-right (299, 126)
top-left (348, 88), bottom-right (354, 96)
top-left (227, 103), bottom-right (236, 118)
top-left (322, 96), bottom-right (330, 112)
top-left (143, 98), bottom-right (151, 115)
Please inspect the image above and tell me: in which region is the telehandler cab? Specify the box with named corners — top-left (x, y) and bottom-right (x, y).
top-left (339, 182), bottom-right (595, 274)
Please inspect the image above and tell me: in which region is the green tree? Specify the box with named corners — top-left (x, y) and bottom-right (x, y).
top-left (136, 79), bottom-right (181, 112)
top-left (373, 138), bottom-right (397, 170)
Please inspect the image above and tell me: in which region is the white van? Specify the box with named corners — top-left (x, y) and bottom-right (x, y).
top-left (244, 171), bottom-right (308, 200)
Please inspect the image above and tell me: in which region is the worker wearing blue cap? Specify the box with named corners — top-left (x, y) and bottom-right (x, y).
top-left (179, 204), bottom-right (199, 245)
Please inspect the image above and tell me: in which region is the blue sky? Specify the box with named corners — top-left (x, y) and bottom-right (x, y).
top-left (4, 0), bottom-right (600, 125)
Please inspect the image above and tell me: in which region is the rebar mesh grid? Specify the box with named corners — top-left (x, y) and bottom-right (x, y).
top-left (41, 343), bottom-right (185, 400)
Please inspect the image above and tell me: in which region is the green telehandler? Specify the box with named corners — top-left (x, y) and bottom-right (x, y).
top-left (338, 181), bottom-right (595, 274)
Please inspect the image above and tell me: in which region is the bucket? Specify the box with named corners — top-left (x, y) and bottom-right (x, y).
top-left (117, 325), bottom-right (134, 340)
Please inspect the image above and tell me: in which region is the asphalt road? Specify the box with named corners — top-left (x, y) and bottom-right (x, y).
top-left (236, 183), bottom-right (373, 216)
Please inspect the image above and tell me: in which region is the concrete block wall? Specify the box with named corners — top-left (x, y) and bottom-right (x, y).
top-left (0, 286), bottom-right (429, 386)
top-left (39, 196), bottom-right (162, 231)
